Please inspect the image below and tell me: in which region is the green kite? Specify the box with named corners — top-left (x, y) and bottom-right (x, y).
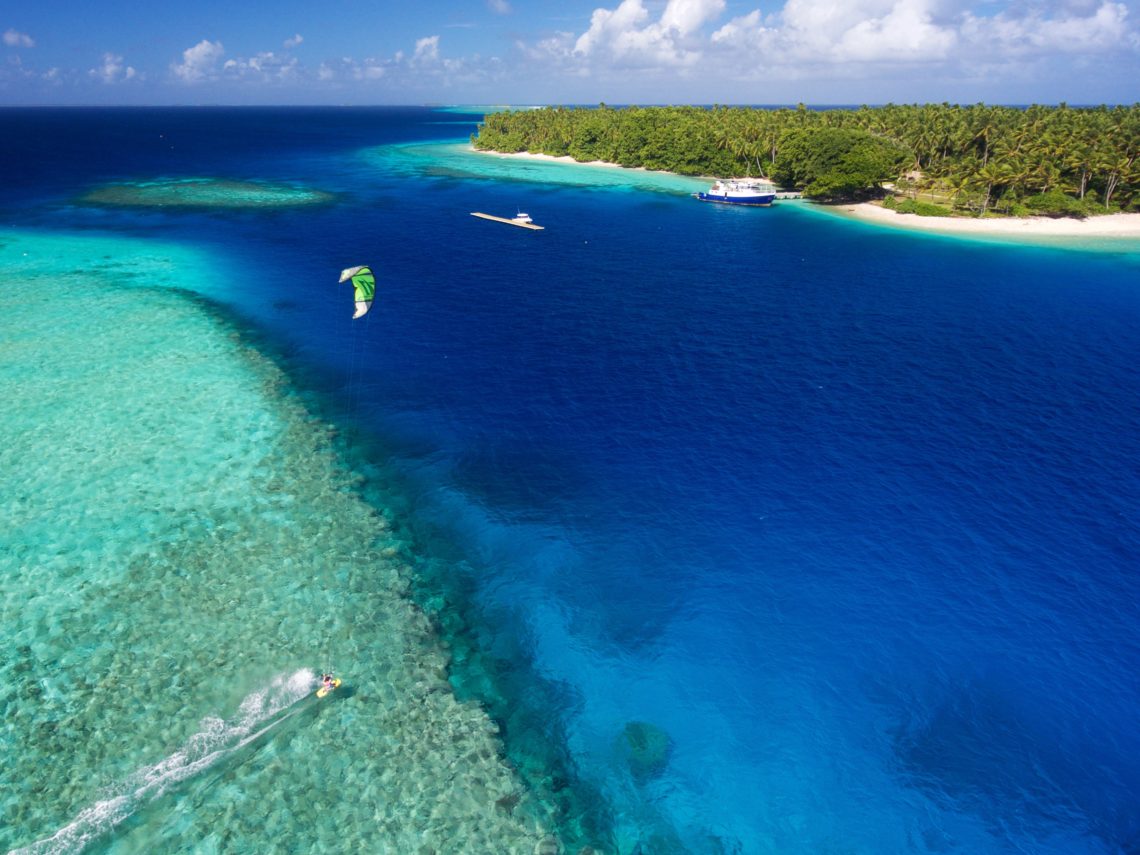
top-left (339, 265), bottom-right (376, 319)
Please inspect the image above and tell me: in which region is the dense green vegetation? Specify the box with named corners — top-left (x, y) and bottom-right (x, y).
top-left (770, 128), bottom-right (910, 201)
top-left (473, 104), bottom-right (1140, 215)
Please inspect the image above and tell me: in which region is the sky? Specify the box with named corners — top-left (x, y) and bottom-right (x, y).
top-left (2, 0), bottom-right (1139, 106)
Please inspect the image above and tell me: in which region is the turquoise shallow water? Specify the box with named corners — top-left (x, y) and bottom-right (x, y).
top-left (371, 142), bottom-right (710, 194)
top-left (0, 229), bottom-right (561, 853)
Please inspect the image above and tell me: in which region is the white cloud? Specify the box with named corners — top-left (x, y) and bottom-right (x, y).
top-left (574, 0), bottom-right (726, 66)
top-left (3, 28), bottom-right (34, 48)
top-left (833, 0), bottom-right (958, 61)
top-left (961, 0), bottom-right (1132, 54)
top-left (320, 55), bottom-right (393, 81)
top-left (172, 39), bottom-right (224, 82)
top-left (223, 51), bottom-right (300, 81)
top-left (575, 0), bottom-right (649, 56)
top-left (314, 36), bottom-right (480, 92)
top-left (702, 0), bottom-right (1134, 68)
top-left (349, 57), bottom-right (388, 80)
top-left (357, 62), bottom-right (386, 80)
top-left (414, 35), bottom-right (441, 63)
top-left (155, 31), bottom-right (477, 90)
top-left (516, 31), bottom-right (579, 62)
top-left (710, 10), bottom-right (773, 48)
top-left (661, 0), bottom-right (727, 35)
top-left (10, 0), bottom-right (1136, 103)
top-left (90, 52), bottom-right (138, 83)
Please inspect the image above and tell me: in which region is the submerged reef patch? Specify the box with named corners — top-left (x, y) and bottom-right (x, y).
top-left (619, 720), bottom-right (674, 782)
top-left (79, 177), bottom-right (335, 209)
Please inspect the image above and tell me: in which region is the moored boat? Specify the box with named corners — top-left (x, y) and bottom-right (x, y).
top-left (696, 179), bottom-right (777, 206)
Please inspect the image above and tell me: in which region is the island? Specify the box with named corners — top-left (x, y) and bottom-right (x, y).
top-left (472, 104), bottom-right (1139, 227)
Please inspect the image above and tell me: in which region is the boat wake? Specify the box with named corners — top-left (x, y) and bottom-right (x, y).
top-left (10, 669), bottom-right (317, 855)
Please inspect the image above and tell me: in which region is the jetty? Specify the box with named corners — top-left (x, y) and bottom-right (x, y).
top-left (471, 212), bottom-right (544, 230)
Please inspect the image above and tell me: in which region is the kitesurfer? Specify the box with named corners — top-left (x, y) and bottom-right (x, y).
top-left (321, 674), bottom-right (336, 691)
top-left (339, 265), bottom-right (375, 318)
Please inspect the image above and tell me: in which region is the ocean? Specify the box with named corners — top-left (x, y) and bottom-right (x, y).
top-left (1, 106), bottom-right (1138, 854)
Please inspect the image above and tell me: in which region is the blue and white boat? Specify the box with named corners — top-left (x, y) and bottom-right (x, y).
top-left (696, 178), bottom-right (777, 206)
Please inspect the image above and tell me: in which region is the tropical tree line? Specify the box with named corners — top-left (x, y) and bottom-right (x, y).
top-left (472, 104), bottom-right (1140, 215)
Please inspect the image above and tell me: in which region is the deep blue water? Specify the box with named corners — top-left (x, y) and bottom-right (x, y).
top-left (2, 107), bottom-right (1139, 854)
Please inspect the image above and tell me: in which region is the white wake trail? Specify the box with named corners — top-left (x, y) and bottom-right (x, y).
top-left (10, 669), bottom-right (316, 855)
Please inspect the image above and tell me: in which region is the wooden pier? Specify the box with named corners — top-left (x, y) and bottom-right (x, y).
top-left (471, 212), bottom-right (544, 230)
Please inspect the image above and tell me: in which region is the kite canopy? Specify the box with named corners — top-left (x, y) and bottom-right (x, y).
top-left (340, 265), bottom-right (375, 318)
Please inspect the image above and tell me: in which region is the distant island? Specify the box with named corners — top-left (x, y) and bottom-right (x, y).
top-left (472, 104), bottom-right (1139, 220)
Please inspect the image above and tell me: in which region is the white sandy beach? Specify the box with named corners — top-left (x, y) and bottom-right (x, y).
top-left (836, 202), bottom-right (1140, 238)
top-left (471, 145), bottom-right (658, 173)
top-left (472, 146), bottom-right (1140, 240)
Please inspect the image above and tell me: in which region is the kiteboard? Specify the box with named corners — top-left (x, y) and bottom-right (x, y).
top-left (316, 678), bottom-right (341, 698)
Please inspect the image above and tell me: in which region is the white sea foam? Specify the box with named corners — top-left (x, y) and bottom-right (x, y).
top-left (10, 670), bottom-right (315, 855)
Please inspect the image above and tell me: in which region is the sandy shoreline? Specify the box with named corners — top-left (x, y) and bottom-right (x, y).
top-left (471, 144), bottom-right (668, 174)
top-left (834, 201), bottom-right (1140, 239)
top-left (471, 147), bottom-right (1140, 241)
